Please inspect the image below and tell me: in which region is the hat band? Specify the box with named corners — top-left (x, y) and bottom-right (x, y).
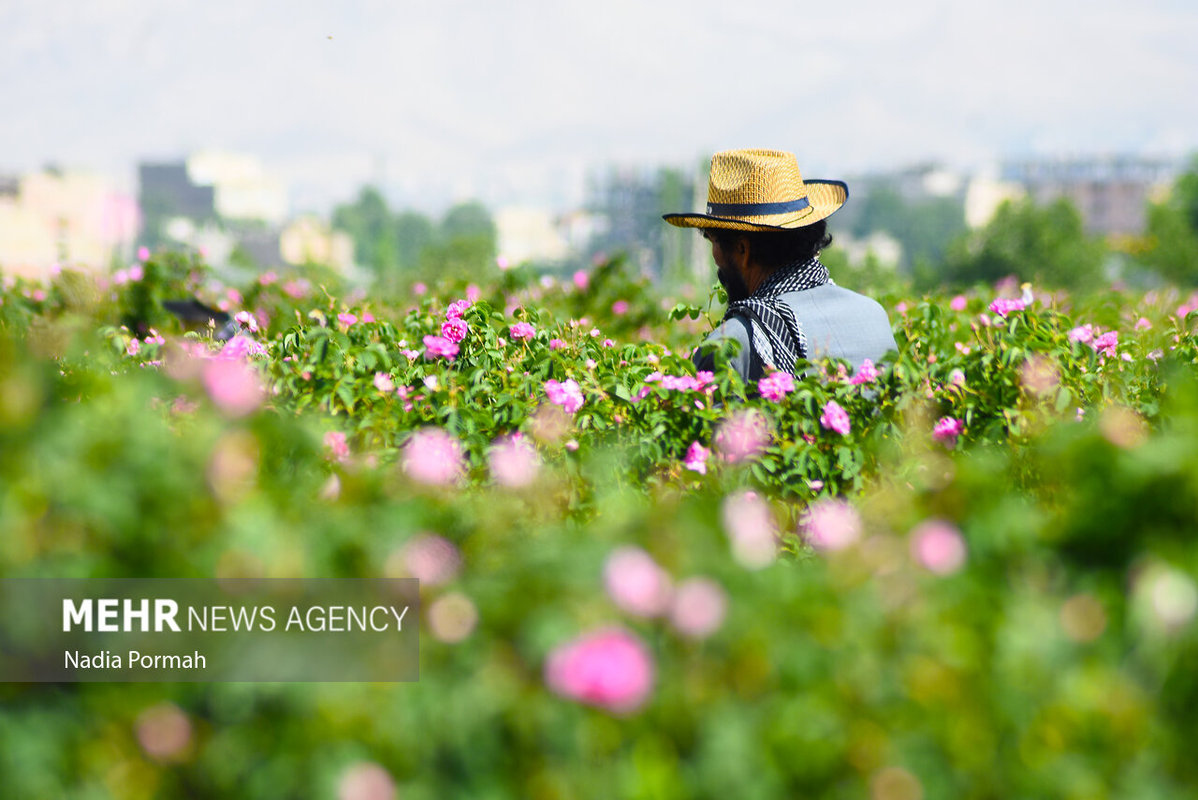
top-left (706, 196), bottom-right (810, 217)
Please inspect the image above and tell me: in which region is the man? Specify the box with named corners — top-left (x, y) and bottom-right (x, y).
top-left (664, 149), bottom-right (896, 384)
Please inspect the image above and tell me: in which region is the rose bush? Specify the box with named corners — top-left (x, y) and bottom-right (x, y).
top-left (1, 253), bottom-right (1198, 798)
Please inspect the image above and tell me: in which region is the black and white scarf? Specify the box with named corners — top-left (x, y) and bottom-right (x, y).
top-left (725, 256), bottom-right (831, 375)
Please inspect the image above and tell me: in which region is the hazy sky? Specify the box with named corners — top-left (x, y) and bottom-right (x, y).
top-left (3, 0), bottom-right (1196, 212)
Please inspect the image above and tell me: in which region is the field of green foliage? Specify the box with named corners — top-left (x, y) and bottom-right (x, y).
top-left (2, 249), bottom-right (1198, 799)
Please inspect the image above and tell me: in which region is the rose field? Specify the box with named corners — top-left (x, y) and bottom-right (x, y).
top-left (3, 250), bottom-right (1198, 799)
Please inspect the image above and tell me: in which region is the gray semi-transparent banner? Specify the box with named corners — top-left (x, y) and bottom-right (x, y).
top-left (0, 579), bottom-right (419, 682)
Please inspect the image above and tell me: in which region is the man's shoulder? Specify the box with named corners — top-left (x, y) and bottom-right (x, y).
top-left (701, 313), bottom-right (752, 344)
top-left (785, 282), bottom-right (887, 312)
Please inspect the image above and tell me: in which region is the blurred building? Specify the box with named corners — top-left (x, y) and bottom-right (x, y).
top-left (964, 170), bottom-right (1026, 228)
top-left (495, 207), bottom-right (570, 265)
top-left (138, 152), bottom-right (288, 251)
top-left (280, 216), bottom-right (354, 272)
top-left (1001, 157), bottom-right (1176, 236)
top-left (0, 169), bottom-right (139, 279)
top-left (186, 151), bottom-right (288, 225)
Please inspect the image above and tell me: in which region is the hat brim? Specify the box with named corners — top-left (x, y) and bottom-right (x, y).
top-left (662, 180), bottom-right (848, 231)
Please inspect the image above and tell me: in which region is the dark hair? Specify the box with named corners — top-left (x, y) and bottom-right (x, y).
top-left (708, 220), bottom-right (832, 270)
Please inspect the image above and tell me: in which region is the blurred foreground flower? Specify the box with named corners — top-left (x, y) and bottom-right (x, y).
top-left (488, 433), bottom-right (540, 487)
top-left (202, 359), bottom-right (264, 417)
top-left (394, 534), bottom-right (461, 586)
top-left (135, 702), bottom-right (192, 763)
top-left (909, 519), bottom-right (966, 575)
top-left (604, 546), bottom-right (672, 617)
top-left (324, 431), bottom-right (350, 463)
top-left (714, 410), bottom-right (770, 463)
top-left (683, 441), bottom-right (710, 475)
top-left (337, 762), bottom-right (397, 800)
top-left (802, 498), bottom-right (862, 552)
top-left (402, 428), bottom-right (465, 485)
top-left (721, 490), bottom-right (777, 568)
top-left (427, 592), bottom-right (478, 643)
top-left (545, 627), bottom-right (654, 714)
top-left (669, 578), bottom-right (727, 639)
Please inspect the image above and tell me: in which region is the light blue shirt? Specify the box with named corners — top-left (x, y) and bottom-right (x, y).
top-left (693, 283), bottom-right (898, 383)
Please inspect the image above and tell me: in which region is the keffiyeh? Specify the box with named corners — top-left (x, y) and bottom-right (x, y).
top-left (725, 257), bottom-right (831, 375)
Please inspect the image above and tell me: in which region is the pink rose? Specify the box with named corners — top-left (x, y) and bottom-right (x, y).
top-left (509, 321), bottom-right (536, 341)
top-left (820, 400), bottom-right (851, 436)
top-left (441, 318), bottom-right (468, 343)
top-left (423, 335), bottom-right (459, 362)
top-left (544, 378), bottom-right (584, 414)
top-left (758, 371), bottom-right (795, 402)
top-left (988, 297), bottom-right (1026, 318)
top-left (933, 416), bottom-right (964, 447)
top-left (445, 299), bottom-right (472, 320)
top-left (849, 358), bottom-right (879, 385)
top-left (683, 441), bottom-right (710, 475)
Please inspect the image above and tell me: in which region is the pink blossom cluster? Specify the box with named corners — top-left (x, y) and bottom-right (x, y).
top-left (1069, 323), bottom-right (1119, 357)
top-left (234, 310), bottom-right (259, 332)
top-left (323, 431), bottom-right (350, 463)
top-left (545, 378), bottom-right (584, 413)
top-left (635, 370), bottom-right (714, 402)
top-left (933, 416), bottom-right (964, 447)
top-left (373, 372), bottom-right (395, 393)
top-left (219, 334), bottom-right (267, 360)
top-left (509, 321), bottom-right (536, 341)
top-left (849, 359), bottom-right (879, 385)
top-left (988, 297), bottom-right (1027, 318)
top-left (820, 400), bottom-right (851, 436)
top-left (441, 318), bottom-right (468, 343)
top-left (399, 534), bottom-right (462, 585)
top-left (683, 441), bottom-right (710, 475)
top-left (423, 334), bottom-right (459, 362)
top-left (757, 371), bottom-right (795, 401)
top-left (445, 299), bottom-right (471, 320)
top-left (337, 312), bottom-right (358, 329)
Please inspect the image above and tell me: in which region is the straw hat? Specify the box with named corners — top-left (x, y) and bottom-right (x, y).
top-left (663, 149), bottom-right (848, 231)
